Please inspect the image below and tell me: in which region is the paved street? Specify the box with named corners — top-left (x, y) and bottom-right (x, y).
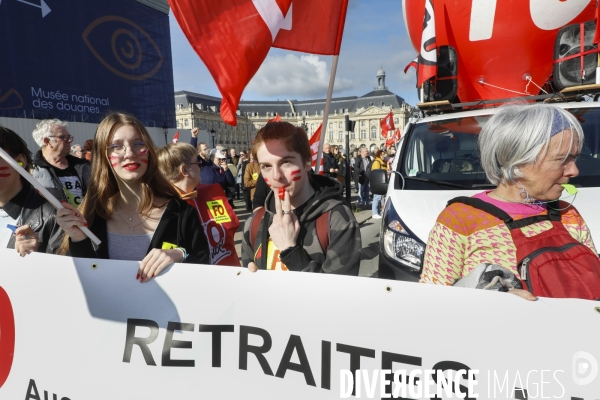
top-left (230, 190), bottom-right (382, 277)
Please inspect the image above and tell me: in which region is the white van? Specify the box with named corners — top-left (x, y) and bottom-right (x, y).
top-left (371, 101), bottom-right (600, 281)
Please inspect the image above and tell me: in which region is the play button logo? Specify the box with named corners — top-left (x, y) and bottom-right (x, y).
top-left (0, 286), bottom-right (15, 388)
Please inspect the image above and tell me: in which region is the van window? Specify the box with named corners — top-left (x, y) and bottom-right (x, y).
top-left (399, 107), bottom-right (600, 189)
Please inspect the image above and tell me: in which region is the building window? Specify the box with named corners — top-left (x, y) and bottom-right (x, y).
top-left (394, 118), bottom-right (399, 124)
top-left (350, 131), bottom-right (355, 140)
top-left (176, 120), bottom-right (181, 129)
top-left (184, 119), bottom-right (189, 127)
top-left (328, 131), bottom-right (333, 141)
top-left (329, 123), bottom-right (333, 131)
top-left (361, 130), bottom-right (366, 140)
top-left (338, 131), bottom-right (343, 141)
top-left (370, 127), bottom-right (377, 139)
top-left (361, 120), bottom-right (366, 127)
top-left (338, 122), bottom-right (342, 129)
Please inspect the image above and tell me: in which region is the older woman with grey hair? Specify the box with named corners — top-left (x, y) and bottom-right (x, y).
top-left (420, 103), bottom-right (599, 299)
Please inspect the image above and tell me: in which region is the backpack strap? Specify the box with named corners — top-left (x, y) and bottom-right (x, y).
top-left (447, 196), bottom-right (557, 230)
top-left (315, 210), bottom-right (331, 253)
top-left (250, 207), bottom-right (266, 250)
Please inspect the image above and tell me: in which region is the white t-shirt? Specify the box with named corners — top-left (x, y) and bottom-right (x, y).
top-left (0, 208), bottom-right (17, 248)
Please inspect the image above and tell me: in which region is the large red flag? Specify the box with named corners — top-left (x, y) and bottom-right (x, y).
top-left (404, 0), bottom-right (437, 88)
top-left (379, 111), bottom-right (395, 139)
top-left (272, 0), bottom-right (349, 55)
top-left (309, 124), bottom-right (324, 175)
top-left (170, 0), bottom-right (349, 126)
top-left (267, 113), bottom-right (282, 122)
top-left (169, 0), bottom-right (293, 126)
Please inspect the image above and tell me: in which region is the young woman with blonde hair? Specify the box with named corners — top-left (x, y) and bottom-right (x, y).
top-left (56, 112), bottom-right (209, 281)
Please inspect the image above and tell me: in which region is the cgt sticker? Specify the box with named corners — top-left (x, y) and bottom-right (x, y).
top-left (0, 286), bottom-right (15, 388)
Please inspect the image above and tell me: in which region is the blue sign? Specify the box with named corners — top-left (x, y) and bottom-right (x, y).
top-left (0, 0), bottom-right (175, 126)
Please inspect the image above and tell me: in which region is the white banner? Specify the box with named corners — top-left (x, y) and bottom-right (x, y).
top-left (0, 249), bottom-right (599, 399)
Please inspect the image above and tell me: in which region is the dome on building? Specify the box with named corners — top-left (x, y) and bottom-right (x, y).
top-left (376, 68), bottom-right (385, 77)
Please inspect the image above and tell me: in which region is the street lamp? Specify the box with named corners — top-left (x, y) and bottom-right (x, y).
top-left (210, 129), bottom-right (216, 148)
top-left (162, 122), bottom-right (168, 145)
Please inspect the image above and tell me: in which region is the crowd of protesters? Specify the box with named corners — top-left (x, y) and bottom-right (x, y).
top-left (0, 114), bottom-right (362, 279)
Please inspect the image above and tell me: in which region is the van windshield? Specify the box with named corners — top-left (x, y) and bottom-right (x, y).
top-left (400, 107), bottom-right (600, 189)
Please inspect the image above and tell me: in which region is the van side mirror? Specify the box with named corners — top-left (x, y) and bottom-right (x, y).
top-left (370, 169), bottom-right (388, 195)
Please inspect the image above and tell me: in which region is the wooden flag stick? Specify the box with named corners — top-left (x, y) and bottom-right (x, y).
top-left (315, 55), bottom-right (339, 174)
top-left (0, 147), bottom-right (101, 246)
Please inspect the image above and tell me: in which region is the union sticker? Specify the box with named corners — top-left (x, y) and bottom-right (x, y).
top-left (206, 200), bottom-right (231, 223)
top-left (161, 242), bottom-right (179, 250)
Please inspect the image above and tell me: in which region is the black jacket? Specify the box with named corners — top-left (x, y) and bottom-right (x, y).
top-left (356, 155), bottom-right (372, 180)
top-left (3, 181), bottom-right (63, 253)
top-left (69, 199), bottom-right (210, 264)
top-left (323, 152), bottom-right (338, 178)
top-left (32, 151), bottom-right (91, 203)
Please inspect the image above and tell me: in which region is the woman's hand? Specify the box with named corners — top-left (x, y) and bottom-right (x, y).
top-left (508, 289), bottom-right (537, 301)
top-left (14, 225), bottom-right (39, 257)
top-left (268, 189), bottom-right (300, 250)
top-left (55, 201), bottom-right (88, 242)
top-left (138, 248), bottom-right (184, 282)
top-left (247, 262), bottom-right (258, 273)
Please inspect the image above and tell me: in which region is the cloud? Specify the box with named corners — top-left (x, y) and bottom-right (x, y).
top-left (246, 54), bottom-right (353, 99)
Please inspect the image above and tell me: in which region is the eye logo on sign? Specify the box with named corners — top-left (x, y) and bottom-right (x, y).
top-left (0, 286), bottom-right (15, 388)
top-left (0, 88), bottom-right (24, 110)
top-left (82, 15), bottom-right (164, 81)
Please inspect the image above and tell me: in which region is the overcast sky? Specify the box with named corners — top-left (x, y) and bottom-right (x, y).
top-left (169, 0), bottom-right (420, 106)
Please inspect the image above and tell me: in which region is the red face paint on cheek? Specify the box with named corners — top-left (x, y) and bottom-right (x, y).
top-left (109, 155), bottom-right (119, 167)
top-left (263, 177), bottom-right (269, 183)
top-left (290, 169), bottom-right (301, 176)
top-left (139, 149), bottom-right (149, 156)
top-left (292, 175), bottom-right (302, 181)
top-left (140, 159), bottom-right (148, 164)
top-left (0, 167), bottom-right (10, 178)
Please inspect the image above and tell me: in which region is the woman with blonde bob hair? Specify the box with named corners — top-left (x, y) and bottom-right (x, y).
top-left (56, 112), bottom-right (209, 280)
top-left (157, 143), bottom-right (240, 266)
top-left (420, 103), bottom-right (600, 300)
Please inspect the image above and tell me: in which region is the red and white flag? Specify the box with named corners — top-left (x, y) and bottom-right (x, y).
top-left (170, 0), bottom-right (349, 126)
top-left (309, 124), bottom-right (324, 175)
top-left (385, 128), bottom-right (401, 147)
top-left (379, 111), bottom-right (395, 138)
top-left (267, 113), bottom-right (282, 122)
top-left (404, 0), bottom-right (437, 88)
top-left (172, 131), bottom-right (180, 144)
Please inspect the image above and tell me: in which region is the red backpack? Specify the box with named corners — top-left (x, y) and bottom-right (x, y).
top-left (448, 197), bottom-right (600, 300)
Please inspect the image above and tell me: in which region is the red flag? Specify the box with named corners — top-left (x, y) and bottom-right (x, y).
top-left (594, 0), bottom-right (600, 44)
top-left (272, 0), bottom-right (349, 55)
top-left (385, 128), bottom-right (401, 147)
top-left (172, 131), bottom-right (180, 144)
top-left (379, 111), bottom-right (395, 139)
top-left (267, 113), bottom-right (282, 122)
top-left (169, 0), bottom-right (293, 126)
top-left (309, 124), bottom-right (324, 175)
top-left (404, 0), bottom-right (437, 88)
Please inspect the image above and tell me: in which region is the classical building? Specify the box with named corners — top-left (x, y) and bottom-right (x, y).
top-left (174, 68), bottom-right (414, 151)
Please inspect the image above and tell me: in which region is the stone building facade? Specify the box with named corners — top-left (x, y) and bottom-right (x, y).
top-left (174, 68), bottom-right (413, 151)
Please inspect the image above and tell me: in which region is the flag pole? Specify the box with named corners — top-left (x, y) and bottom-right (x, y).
top-left (315, 55), bottom-right (339, 174)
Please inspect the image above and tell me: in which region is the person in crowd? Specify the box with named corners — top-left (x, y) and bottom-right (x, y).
top-left (370, 149), bottom-right (387, 219)
top-left (189, 128), bottom-right (211, 168)
top-left (242, 122), bottom-right (360, 274)
top-left (0, 127), bottom-right (63, 256)
top-left (70, 144), bottom-right (85, 159)
top-left (243, 150), bottom-right (261, 210)
top-left (209, 149), bottom-right (236, 207)
top-left (420, 104), bottom-right (598, 300)
top-left (226, 148), bottom-right (241, 200)
top-left (251, 174), bottom-right (270, 211)
top-left (386, 145), bottom-right (396, 175)
top-left (350, 149), bottom-right (359, 193)
top-left (157, 143), bottom-right (241, 266)
top-left (238, 150), bottom-right (252, 210)
top-left (322, 142), bottom-right (338, 179)
top-left (31, 119), bottom-right (91, 207)
top-left (54, 112), bottom-right (209, 281)
top-left (371, 146), bottom-right (379, 158)
top-left (356, 147), bottom-right (372, 206)
top-left (332, 145), bottom-right (346, 195)
top-left (226, 148), bottom-right (239, 166)
top-left (83, 139), bottom-right (94, 162)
